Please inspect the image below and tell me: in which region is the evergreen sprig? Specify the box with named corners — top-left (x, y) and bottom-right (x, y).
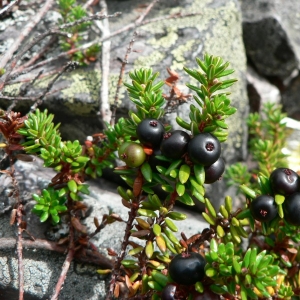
top-left (206, 239), bottom-right (283, 300)
top-left (177, 53), bottom-right (237, 141)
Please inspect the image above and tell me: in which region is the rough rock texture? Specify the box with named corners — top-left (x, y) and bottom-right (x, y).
top-left (246, 66), bottom-right (281, 113)
top-left (282, 74), bottom-right (300, 120)
top-left (240, 0), bottom-right (300, 79)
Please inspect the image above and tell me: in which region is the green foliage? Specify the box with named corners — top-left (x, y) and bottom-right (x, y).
top-left (57, 0), bottom-right (100, 65)
top-left (5, 53), bottom-right (300, 299)
top-left (226, 103), bottom-right (289, 193)
top-left (179, 53), bottom-right (237, 140)
top-left (206, 240), bottom-right (283, 300)
top-left (32, 187), bottom-right (67, 224)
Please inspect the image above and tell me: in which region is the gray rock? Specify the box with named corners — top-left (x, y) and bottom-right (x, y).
top-left (240, 0), bottom-right (300, 79)
top-left (282, 73), bottom-right (300, 120)
top-left (246, 65), bottom-right (281, 113)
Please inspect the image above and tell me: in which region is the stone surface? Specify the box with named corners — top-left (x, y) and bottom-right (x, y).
top-left (282, 74), bottom-right (300, 120)
top-left (240, 0), bottom-right (300, 79)
top-left (246, 65), bottom-right (281, 113)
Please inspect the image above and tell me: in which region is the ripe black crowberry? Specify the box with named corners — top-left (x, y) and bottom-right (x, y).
top-left (168, 252), bottom-right (206, 285)
top-left (250, 195), bottom-right (278, 222)
top-left (136, 118), bottom-right (165, 148)
top-left (187, 133), bottom-right (221, 166)
top-left (269, 168), bottom-right (300, 196)
top-left (283, 192), bottom-right (300, 226)
top-left (204, 157), bottom-right (225, 184)
top-left (161, 283), bottom-right (177, 300)
top-left (160, 130), bottom-right (190, 160)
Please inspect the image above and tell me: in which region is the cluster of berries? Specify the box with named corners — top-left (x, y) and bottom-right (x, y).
top-left (250, 168), bottom-right (300, 225)
top-left (119, 118), bottom-right (225, 184)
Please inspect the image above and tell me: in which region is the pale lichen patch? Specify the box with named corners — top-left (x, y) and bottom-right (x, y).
top-left (61, 70), bottom-right (101, 104)
top-left (148, 28), bottom-right (178, 49)
top-left (133, 51), bottom-right (165, 69)
top-left (171, 40), bottom-right (196, 70)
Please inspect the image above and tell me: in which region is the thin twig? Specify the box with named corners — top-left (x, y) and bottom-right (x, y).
top-left (9, 158), bottom-right (24, 300)
top-left (0, 0), bottom-right (55, 70)
top-left (50, 222), bottom-right (75, 300)
top-left (57, 12), bottom-right (121, 31)
top-left (0, 0), bottom-right (19, 17)
top-left (6, 70), bottom-right (43, 112)
top-left (30, 61), bottom-right (78, 112)
top-left (110, 0), bottom-right (160, 126)
top-left (9, 12), bottom-right (200, 82)
top-left (0, 29), bottom-right (68, 91)
top-left (106, 207), bottom-right (138, 300)
top-left (0, 12), bottom-right (121, 90)
top-left (18, 36), bottom-right (58, 71)
top-left (111, 32), bottom-right (137, 126)
top-left (0, 237), bottom-right (113, 268)
top-left (0, 88), bottom-right (64, 101)
top-left (99, 0), bottom-right (111, 125)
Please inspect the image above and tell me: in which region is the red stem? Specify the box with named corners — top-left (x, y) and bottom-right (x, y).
top-left (50, 224), bottom-right (75, 300)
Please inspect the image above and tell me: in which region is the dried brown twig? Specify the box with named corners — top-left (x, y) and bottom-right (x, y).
top-left (50, 218), bottom-right (75, 300)
top-left (111, 32), bottom-right (137, 126)
top-left (29, 61), bottom-right (78, 112)
top-left (0, 0), bottom-right (55, 71)
top-left (0, 11), bottom-right (121, 90)
top-left (99, 0), bottom-right (112, 125)
top-left (8, 11), bottom-right (200, 86)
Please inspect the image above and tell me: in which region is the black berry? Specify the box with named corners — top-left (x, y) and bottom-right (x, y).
top-left (161, 283), bottom-right (177, 300)
top-left (250, 195), bottom-right (278, 222)
top-left (283, 192), bottom-right (300, 226)
top-left (160, 130), bottom-right (190, 160)
top-left (269, 168), bottom-right (300, 196)
top-left (136, 118), bottom-right (165, 148)
top-left (204, 157), bottom-right (225, 184)
top-left (187, 133), bottom-right (221, 166)
top-left (168, 252), bottom-right (206, 285)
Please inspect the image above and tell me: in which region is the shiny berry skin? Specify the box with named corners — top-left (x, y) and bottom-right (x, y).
top-left (204, 157), bottom-right (225, 184)
top-left (161, 283), bottom-right (177, 300)
top-left (283, 192), bottom-right (300, 226)
top-left (187, 133), bottom-right (221, 166)
top-left (160, 130), bottom-right (190, 160)
top-left (168, 252), bottom-right (206, 285)
top-left (136, 118), bottom-right (165, 148)
top-left (250, 195), bottom-right (278, 222)
top-left (269, 168), bottom-right (300, 196)
top-left (118, 142), bottom-right (146, 168)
